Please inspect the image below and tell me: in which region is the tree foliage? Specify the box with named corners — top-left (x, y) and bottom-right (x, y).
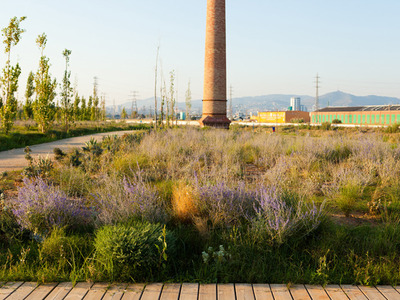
top-left (33, 33), bottom-right (57, 133)
top-left (24, 71), bottom-right (35, 120)
top-left (0, 16), bottom-right (26, 134)
top-left (60, 49), bottom-right (73, 132)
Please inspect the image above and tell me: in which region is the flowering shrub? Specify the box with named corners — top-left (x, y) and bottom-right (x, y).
top-left (13, 177), bottom-right (94, 235)
top-left (195, 181), bottom-right (255, 228)
top-left (202, 245), bottom-right (232, 264)
top-left (93, 175), bottom-right (167, 225)
top-left (250, 187), bottom-right (325, 245)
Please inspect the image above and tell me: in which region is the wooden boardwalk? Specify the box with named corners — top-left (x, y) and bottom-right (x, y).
top-left (1, 282), bottom-right (400, 300)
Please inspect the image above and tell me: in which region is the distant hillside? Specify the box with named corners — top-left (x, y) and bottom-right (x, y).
top-left (107, 91), bottom-right (400, 115)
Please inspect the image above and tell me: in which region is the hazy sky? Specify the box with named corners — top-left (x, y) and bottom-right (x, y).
top-left (1, 0), bottom-right (400, 105)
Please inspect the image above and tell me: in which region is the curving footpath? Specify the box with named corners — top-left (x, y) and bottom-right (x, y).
top-left (0, 131), bottom-right (137, 173)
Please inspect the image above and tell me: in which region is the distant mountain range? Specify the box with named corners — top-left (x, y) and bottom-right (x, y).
top-left (107, 91), bottom-right (400, 115)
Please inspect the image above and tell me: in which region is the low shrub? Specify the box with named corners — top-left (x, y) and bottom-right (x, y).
top-left (93, 175), bottom-right (167, 225)
top-left (194, 181), bottom-right (255, 228)
top-left (94, 222), bottom-right (176, 281)
top-left (385, 123), bottom-right (400, 133)
top-left (249, 187), bottom-right (325, 245)
top-left (0, 199), bottom-right (21, 246)
top-left (321, 122), bottom-right (331, 130)
top-left (12, 177), bottom-right (95, 235)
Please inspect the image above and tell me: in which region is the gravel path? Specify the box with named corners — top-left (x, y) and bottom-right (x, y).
top-left (0, 130), bottom-right (138, 172)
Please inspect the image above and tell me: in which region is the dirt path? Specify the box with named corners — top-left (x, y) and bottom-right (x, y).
top-left (0, 130), bottom-right (137, 172)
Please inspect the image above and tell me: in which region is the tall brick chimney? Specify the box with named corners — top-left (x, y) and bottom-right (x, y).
top-left (199, 0), bottom-right (231, 129)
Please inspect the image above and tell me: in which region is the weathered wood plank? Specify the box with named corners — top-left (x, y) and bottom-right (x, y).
top-left (180, 283), bottom-right (198, 300)
top-left (340, 285), bottom-right (367, 300)
top-left (376, 285), bottom-right (400, 300)
top-left (140, 283), bottom-right (163, 300)
top-left (323, 285), bottom-right (348, 300)
top-left (83, 282), bottom-right (109, 300)
top-left (159, 283), bottom-right (181, 300)
top-left (252, 284), bottom-right (273, 300)
top-left (121, 283), bottom-right (145, 300)
top-left (0, 282), bottom-right (24, 300)
top-left (305, 284), bottom-right (329, 300)
top-left (102, 283), bottom-right (128, 300)
top-left (5, 282), bottom-right (37, 300)
top-left (198, 284), bottom-right (216, 300)
top-left (270, 284), bottom-right (292, 300)
top-left (235, 283), bottom-right (255, 300)
top-left (218, 284), bottom-right (235, 300)
top-left (25, 282), bottom-right (58, 300)
top-left (64, 282), bottom-right (93, 300)
top-left (44, 282), bottom-right (73, 300)
top-left (290, 284), bottom-right (311, 300)
top-left (358, 286), bottom-right (386, 300)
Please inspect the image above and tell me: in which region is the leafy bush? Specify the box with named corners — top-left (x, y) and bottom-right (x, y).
top-left (94, 222), bottom-right (176, 281)
top-left (12, 177), bottom-right (95, 235)
top-left (320, 122), bottom-right (331, 130)
top-left (385, 123), bottom-right (400, 133)
top-left (291, 118), bottom-right (305, 123)
top-left (332, 119), bottom-right (342, 124)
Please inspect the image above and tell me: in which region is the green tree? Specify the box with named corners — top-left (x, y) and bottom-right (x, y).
top-left (24, 71), bottom-right (34, 120)
top-left (121, 107), bottom-right (127, 119)
top-left (60, 49), bottom-right (73, 132)
top-left (0, 16), bottom-right (26, 134)
top-left (73, 94), bottom-right (80, 121)
top-left (100, 95), bottom-right (106, 121)
top-left (92, 77), bottom-right (99, 121)
top-left (87, 96), bottom-right (93, 121)
top-left (33, 33), bottom-right (57, 133)
top-left (80, 96), bottom-right (86, 120)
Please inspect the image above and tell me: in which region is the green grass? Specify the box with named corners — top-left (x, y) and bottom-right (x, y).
top-left (0, 121), bottom-right (150, 152)
top-left (2, 127), bottom-right (400, 284)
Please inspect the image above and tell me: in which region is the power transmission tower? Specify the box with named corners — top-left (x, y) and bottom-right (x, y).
top-left (229, 85), bottom-right (233, 120)
top-left (130, 91), bottom-right (139, 118)
top-left (315, 73), bottom-right (320, 111)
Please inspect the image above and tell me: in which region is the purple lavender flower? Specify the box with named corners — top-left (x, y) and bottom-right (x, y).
top-left (12, 177), bottom-right (94, 235)
top-left (93, 176), bottom-right (167, 225)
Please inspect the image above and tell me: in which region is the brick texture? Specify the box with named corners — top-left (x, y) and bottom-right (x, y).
top-left (200, 0), bottom-right (230, 128)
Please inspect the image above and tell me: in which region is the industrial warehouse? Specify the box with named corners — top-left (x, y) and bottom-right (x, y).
top-left (310, 105), bottom-right (400, 126)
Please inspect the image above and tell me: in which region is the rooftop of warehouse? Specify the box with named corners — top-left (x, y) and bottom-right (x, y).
top-left (314, 105), bottom-right (400, 113)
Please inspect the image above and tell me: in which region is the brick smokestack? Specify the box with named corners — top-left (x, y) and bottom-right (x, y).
top-left (199, 0), bottom-right (231, 129)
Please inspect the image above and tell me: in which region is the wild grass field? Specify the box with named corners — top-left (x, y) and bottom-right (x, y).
top-left (1, 126), bottom-right (400, 285)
